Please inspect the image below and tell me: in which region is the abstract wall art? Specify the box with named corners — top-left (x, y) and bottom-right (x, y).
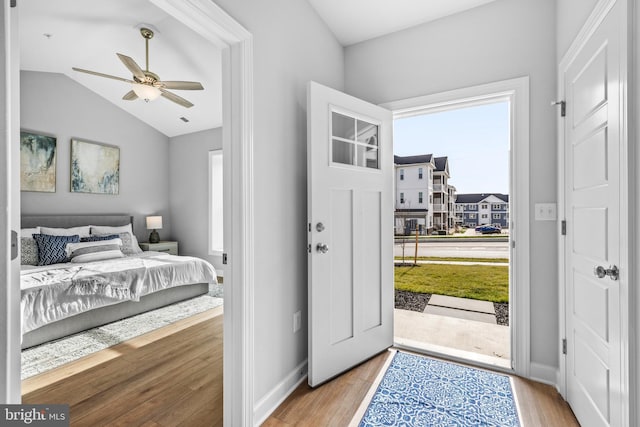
top-left (70, 139), bottom-right (120, 195)
top-left (20, 131), bottom-right (57, 192)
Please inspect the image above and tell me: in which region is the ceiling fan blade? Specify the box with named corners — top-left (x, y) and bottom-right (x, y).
top-left (122, 90), bottom-right (138, 101)
top-left (160, 81), bottom-right (204, 90)
top-left (117, 53), bottom-right (146, 81)
top-left (159, 89), bottom-right (194, 108)
top-left (72, 67), bottom-right (134, 84)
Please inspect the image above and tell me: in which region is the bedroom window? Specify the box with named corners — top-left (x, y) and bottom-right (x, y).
top-left (209, 150), bottom-right (224, 255)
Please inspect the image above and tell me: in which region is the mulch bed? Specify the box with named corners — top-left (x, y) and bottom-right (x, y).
top-left (394, 290), bottom-right (509, 326)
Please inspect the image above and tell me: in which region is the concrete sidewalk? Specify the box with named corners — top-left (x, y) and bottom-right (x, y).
top-left (394, 294), bottom-right (511, 369)
top-left (394, 259), bottom-right (509, 266)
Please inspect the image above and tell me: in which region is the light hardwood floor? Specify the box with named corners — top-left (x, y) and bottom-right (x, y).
top-left (265, 351), bottom-right (580, 426)
top-left (22, 306), bottom-right (224, 427)
top-left (23, 307), bottom-right (578, 426)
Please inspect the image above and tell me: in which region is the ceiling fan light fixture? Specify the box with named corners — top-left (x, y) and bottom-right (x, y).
top-left (132, 83), bottom-right (161, 102)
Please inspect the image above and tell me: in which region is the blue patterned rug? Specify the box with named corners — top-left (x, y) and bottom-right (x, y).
top-left (352, 351), bottom-right (520, 426)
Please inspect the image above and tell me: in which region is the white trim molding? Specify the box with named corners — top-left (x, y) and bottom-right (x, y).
top-left (382, 77), bottom-right (531, 379)
top-left (150, 1), bottom-right (255, 425)
top-left (0, 0), bottom-right (22, 404)
top-left (253, 360), bottom-right (308, 426)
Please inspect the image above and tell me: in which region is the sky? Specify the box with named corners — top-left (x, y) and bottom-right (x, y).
top-left (393, 101), bottom-right (510, 194)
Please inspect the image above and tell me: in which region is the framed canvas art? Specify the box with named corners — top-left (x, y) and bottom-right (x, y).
top-left (20, 131), bottom-right (57, 192)
top-left (70, 139), bottom-right (120, 194)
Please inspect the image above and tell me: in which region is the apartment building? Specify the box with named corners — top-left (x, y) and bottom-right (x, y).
top-left (394, 154), bottom-right (456, 234)
top-left (455, 193), bottom-right (509, 228)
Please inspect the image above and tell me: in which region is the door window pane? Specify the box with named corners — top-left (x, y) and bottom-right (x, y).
top-left (331, 111), bottom-right (380, 170)
top-left (332, 112), bottom-right (355, 139)
top-left (332, 139), bottom-right (354, 165)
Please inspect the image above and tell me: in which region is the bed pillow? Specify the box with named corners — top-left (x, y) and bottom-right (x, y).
top-left (32, 234), bottom-right (80, 266)
top-left (66, 239), bottom-right (124, 263)
top-left (40, 226), bottom-right (91, 238)
top-left (91, 224), bottom-right (143, 255)
top-left (81, 234), bottom-right (120, 242)
top-left (20, 237), bottom-right (39, 266)
top-left (90, 224), bottom-right (132, 236)
top-left (21, 227), bottom-right (40, 238)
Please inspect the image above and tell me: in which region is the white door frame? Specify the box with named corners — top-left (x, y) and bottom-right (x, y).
top-left (1, 0), bottom-right (257, 424)
top-left (557, 0), bottom-right (632, 424)
top-left (381, 77), bottom-right (531, 377)
top-left (0, 0), bottom-right (21, 404)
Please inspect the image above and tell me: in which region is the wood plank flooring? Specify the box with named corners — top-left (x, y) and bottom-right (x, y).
top-left (265, 351), bottom-right (580, 426)
top-left (23, 306), bottom-right (578, 426)
top-left (22, 306), bottom-right (224, 427)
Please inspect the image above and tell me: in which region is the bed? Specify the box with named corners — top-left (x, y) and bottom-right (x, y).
top-left (20, 214), bottom-right (216, 349)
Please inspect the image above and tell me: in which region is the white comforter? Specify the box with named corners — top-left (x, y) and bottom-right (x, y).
top-left (21, 251), bottom-right (217, 334)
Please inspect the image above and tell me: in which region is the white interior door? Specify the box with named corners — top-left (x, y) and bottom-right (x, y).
top-left (307, 81), bottom-right (393, 387)
top-left (563, 2), bottom-right (624, 425)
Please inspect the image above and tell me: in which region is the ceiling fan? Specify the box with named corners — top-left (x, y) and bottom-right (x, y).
top-left (72, 27), bottom-right (203, 108)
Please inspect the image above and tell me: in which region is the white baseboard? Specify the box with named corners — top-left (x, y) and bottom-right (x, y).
top-left (253, 359), bottom-right (308, 426)
top-left (529, 362), bottom-right (558, 386)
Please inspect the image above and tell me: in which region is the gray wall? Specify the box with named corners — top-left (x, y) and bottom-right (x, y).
top-left (168, 128), bottom-right (223, 272)
top-left (556, 0), bottom-right (600, 60)
top-left (20, 71), bottom-right (171, 241)
top-left (212, 0), bottom-right (345, 405)
top-left (345, 0), bottom-right (559, 369)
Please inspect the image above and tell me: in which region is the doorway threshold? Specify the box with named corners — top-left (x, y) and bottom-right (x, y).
top-left (394, 308), bottom-right (511, 371)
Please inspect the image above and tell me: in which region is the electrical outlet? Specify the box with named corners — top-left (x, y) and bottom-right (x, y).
top-left (293, 311), bottom-right (302, 333)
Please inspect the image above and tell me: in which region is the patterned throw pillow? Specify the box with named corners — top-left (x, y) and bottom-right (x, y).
top-left (32, 234), bottom-right (80, 266)
top-left (93, 232), bottom-right (138, 256)
top-left (20, 237), bottom-right (39, 266)
top-left (81, 234), bottom-right (120, 242)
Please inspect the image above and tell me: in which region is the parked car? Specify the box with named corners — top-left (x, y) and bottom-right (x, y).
top-left (476, 225), bottom-right (502, 234)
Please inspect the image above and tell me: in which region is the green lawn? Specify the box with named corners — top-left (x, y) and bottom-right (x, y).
top-left (394, 264), bottom-right (509, 303)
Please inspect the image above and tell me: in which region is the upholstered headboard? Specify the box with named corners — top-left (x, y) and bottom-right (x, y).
top-left (21, 214), bottom-right (134, 232)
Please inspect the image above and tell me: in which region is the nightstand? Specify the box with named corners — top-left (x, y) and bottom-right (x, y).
top-left (139, 241), bottom-right (179, 255)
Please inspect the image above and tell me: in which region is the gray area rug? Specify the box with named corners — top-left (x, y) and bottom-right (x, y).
top-left (22, 287), bottom-right (223, 380)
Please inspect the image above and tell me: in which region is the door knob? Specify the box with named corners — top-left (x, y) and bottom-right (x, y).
top-left (594, 265), bottom-right (619, 281)
top-left (316, 243), bottom-right (329, 254)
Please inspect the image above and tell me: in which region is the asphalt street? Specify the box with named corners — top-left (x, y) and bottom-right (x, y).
top-left (394, 239), bottom-right (509, 259)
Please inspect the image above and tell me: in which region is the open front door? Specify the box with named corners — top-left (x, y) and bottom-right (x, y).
top-left (307, 81), bottom-right (393, 387)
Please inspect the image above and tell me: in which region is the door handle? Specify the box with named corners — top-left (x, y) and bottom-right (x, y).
top-left (594, 265), bottom-right (619, 281)
top-left (316, 243), bottom-right (329, 254)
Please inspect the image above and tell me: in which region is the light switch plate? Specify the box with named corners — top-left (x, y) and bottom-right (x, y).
top-left (535, 203), bottom-right (557, 221)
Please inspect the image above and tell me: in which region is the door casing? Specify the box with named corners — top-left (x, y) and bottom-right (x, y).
top-left (381, 77), bottom-right (531, 378)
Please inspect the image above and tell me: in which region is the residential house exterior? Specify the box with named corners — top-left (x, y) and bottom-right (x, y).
top-left (455, 193), bottom-right (509, 228)
top-left (432, 156), bottom-right (456, 231)
top-left (394, 154), bottom-right (433, 234)
top-left (394, 154), bottom-right (457, 234)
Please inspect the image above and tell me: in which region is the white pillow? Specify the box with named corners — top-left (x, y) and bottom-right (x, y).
top-left (90, 224), bottom-right (133, 236)
top-left (21, 227), bottom-right (40, 238)
top-left (41, 226), bottom-right (91, 238)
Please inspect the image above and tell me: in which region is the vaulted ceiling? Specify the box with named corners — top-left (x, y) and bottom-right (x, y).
top-left (19, 0), bottom-right (497, 137)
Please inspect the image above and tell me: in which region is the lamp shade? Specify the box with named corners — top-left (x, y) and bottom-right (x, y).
top-left (146, 216), bottom-right (163, 230)
top-left (133, 83), bottom-right (161, 101)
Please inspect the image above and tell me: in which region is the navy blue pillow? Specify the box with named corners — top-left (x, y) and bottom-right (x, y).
top-left (32, 234), bottom-right (80, 266)
top-left (81, 234), bottom-right (119, 242)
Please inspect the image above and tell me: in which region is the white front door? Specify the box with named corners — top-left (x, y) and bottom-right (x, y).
top-left (562, 2), bottom-right (625, 425)
top-left (307, 81), bottom-right (393, 387)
